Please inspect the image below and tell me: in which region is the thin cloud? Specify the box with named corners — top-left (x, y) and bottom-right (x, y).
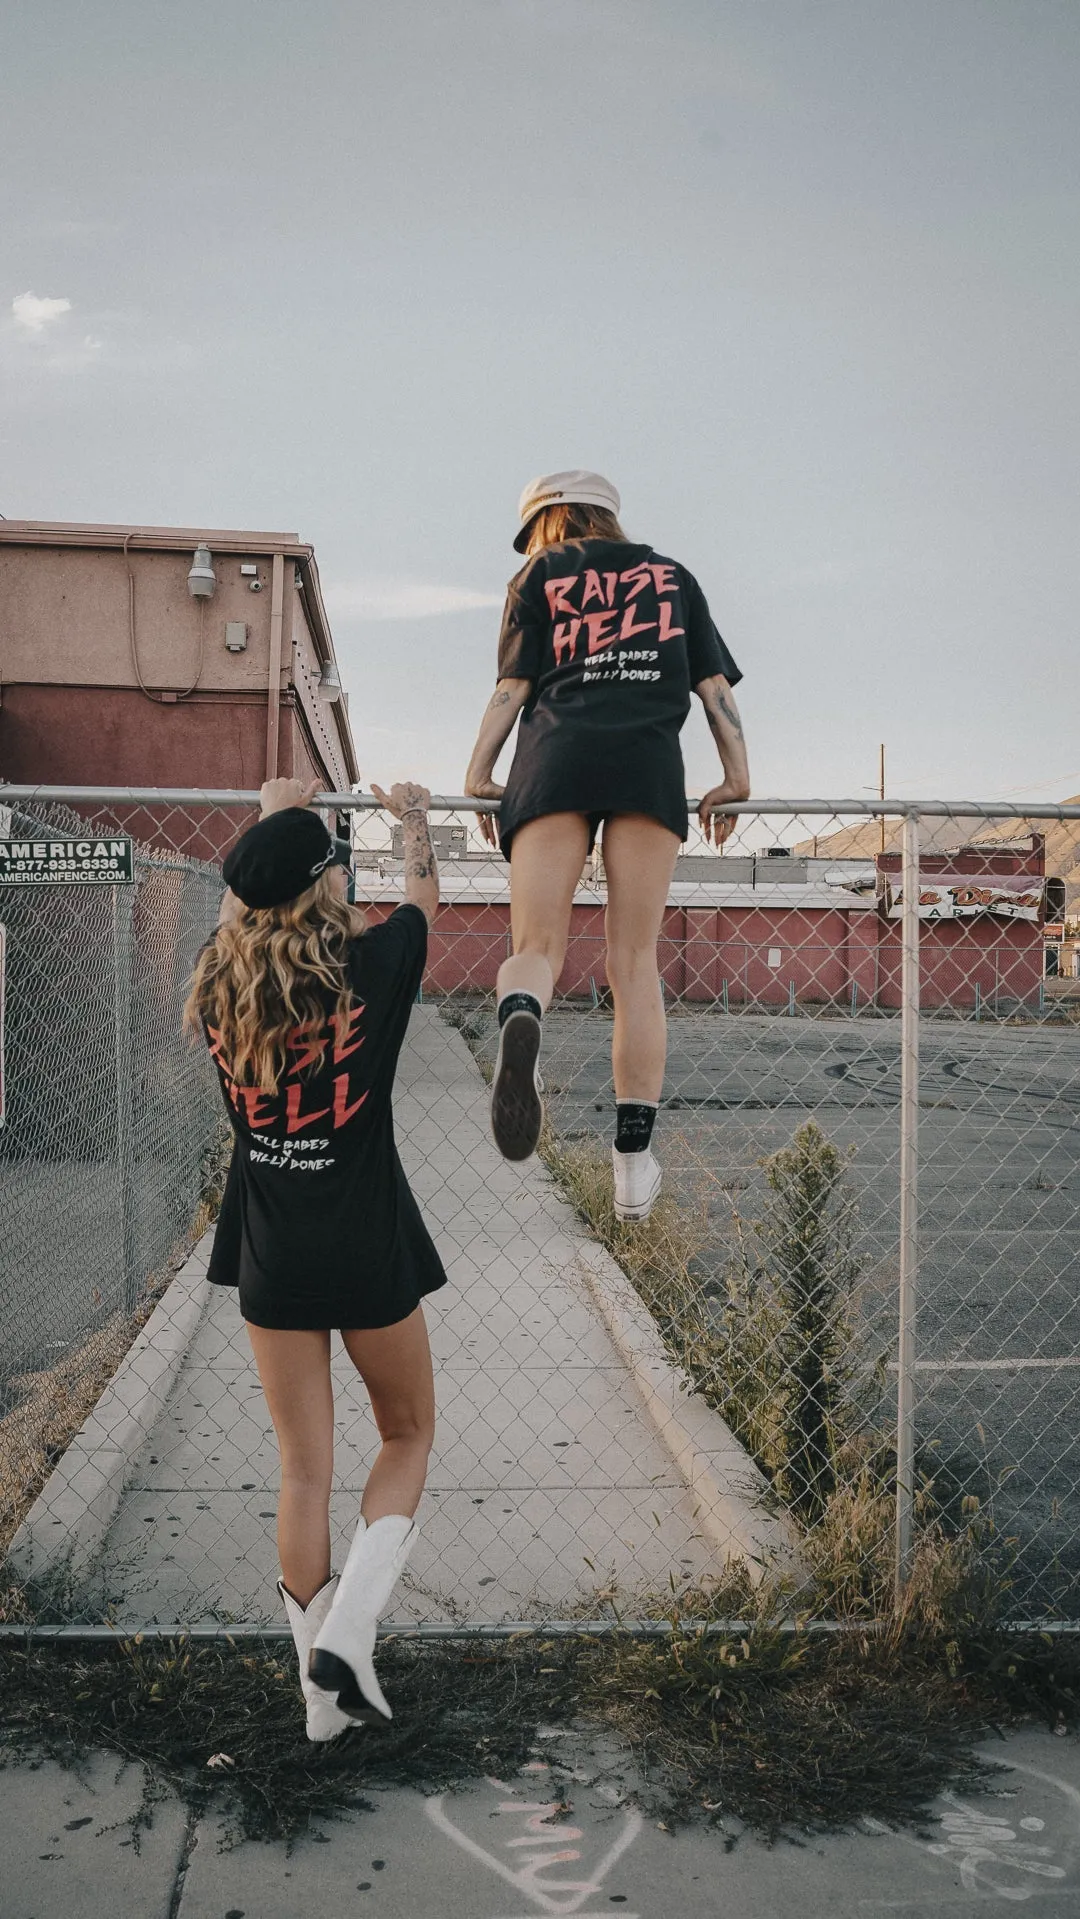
top-left (0, 310), bottom-right (196, 382)
top-left (12, 292), bottom-right (72, 334)
top-left (325, 577), bottom-right (503, 621)
top-left (786, 551), bottom-right (896, 588)
top-left (41, 219), bottom-right (121, 241)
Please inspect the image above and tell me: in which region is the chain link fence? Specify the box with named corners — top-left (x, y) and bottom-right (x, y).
top-left (0, 796), bottom-right (230, 1616)
top-left (1, 786), bottom-right (1078, 1635)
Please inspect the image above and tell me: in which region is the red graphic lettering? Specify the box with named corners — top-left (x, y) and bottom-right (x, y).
top-left (332, 1002), bottom-right (365, 1063)
top-left (619, 602), bottom-right (656, 642)
top-left (657, 599), bottom-right (686, 643)
top-left (580, 569), bottom-right (607, 609)
top-left (286, 1023), bottom-right (331, 1078)
top-left (234, 1085), bottom-right (279, 1130)
top-left (553, 619), bottom-right (581, 666)
top-left (206, 1025), bottom-right (230, 1072)
top-left (333, 1073), bottom-right (369, 1128)
top-left (619, 562), bottom-right (652, 600)
top-left (604, 572), bottom-right (618, 605)
top-left (544, 576), bottom-right (579, 617)
top-left (650, 563), bottom-right (679, 596)
top-left (285, 1081), bottom-right (332, 1134)
top-left (585, 609), bottom-right (621, 654)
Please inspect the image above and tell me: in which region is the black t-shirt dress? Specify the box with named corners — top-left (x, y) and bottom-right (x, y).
top-left (205, 903), bottom-right (447, 1330)
top-left (495, 538), bottom-right (741, 857)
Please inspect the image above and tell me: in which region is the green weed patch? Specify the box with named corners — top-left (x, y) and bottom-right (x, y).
top-left (2, 1626), bottom-right (1076, 1847)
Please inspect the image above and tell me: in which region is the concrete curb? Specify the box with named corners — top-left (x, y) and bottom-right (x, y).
top-left (7, 1231), bottom-right (213, 1588)
top-left (572, 1237), bottom-right (804, 1583)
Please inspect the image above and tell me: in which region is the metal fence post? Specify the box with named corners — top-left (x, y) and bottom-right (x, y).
top-left (894, 810), bottom-right (921, 1594)
top-left (112, 882), bottom-right (140, 1315)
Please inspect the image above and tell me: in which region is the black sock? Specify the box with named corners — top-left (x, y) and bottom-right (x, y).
top-left (615, 1100), bottom-right (657, 1154)
top-left (498, 990), bottom-right (542, 1028)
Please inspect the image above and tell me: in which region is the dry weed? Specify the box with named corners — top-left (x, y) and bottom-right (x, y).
top-left (540, 1127), bottom-right (1004, 1628)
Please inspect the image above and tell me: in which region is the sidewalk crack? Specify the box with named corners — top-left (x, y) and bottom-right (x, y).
top-left (167, 1802), bottom-right (199, 1919)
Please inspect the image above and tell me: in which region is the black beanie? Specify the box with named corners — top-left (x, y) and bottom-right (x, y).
top-left (222, 808), bottom-right (346, 909)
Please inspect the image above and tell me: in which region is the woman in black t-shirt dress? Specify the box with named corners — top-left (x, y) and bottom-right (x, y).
top-left (185, 776), bottom-right (445, 1743)
top-left (464, 470), bottom-right (750, 1223)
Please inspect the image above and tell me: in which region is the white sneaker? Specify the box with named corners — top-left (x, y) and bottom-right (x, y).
top-left (612, 1145), bottom-right (662, 1222)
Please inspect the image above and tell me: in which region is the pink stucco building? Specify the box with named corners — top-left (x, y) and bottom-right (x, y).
top-left (0, 521), bottom-right (358, 809)
top-left (356, 838), bottom-right (1051, 1016)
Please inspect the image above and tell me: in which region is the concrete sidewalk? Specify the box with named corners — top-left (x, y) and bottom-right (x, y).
top-left (6, 1726), bottom-right (1080, 1918)
top-left (84, 1006), bottom-right (782, 1627)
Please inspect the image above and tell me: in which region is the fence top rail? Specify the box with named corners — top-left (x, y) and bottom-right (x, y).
top-left (5, 784), bottom-right (1080, 822)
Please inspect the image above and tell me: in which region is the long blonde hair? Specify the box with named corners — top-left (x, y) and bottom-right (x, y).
top-left (184, 870), bottom-right (367, 1092)
top-left (525, 502), bottom-right (626, 555)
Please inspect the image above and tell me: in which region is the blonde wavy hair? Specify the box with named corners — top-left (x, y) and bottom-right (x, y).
top-left (524, 501), bottom-right (626, 555)
top-left (184, 869), bottom-right (367, 1092)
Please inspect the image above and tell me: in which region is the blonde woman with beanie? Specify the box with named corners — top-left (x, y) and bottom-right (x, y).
top-left (186, 775), bottom-right (444, 1739)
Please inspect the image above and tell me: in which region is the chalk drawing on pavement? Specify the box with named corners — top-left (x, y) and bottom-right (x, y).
top-left (920, 1762), bottom-right (1079, 1902)
top-left (425, 1769), bottom-right (643, 1917)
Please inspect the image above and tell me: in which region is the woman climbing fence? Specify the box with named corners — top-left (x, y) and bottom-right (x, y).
top-left (465, 468), bottom-right (750, 1221)
top-left (185, 774), bottom-right (443, 1742)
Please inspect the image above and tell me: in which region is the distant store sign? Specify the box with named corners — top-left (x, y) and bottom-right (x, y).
top-left (0, 836), bottom-right (135, 885)
top-left (1044, 923), bottom-right (1065, 941)
top-left (886, 872), bottom-right (1044, 923)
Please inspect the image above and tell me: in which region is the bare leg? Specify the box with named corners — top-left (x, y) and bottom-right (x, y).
top-left (306, 1307), bottom-right (435, 1721)
top-left (245, 1324), bottom-right (334, 1607)
top-left (601, 815), bottom-right (681, 1101)
top-left (498, 812), bottom-right (592, 1009)
top-left (341, 1306), bottom-right (435, 1523)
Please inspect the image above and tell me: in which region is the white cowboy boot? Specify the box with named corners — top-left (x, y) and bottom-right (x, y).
top-left (612, 1143), bottom-right (662, 1222)
top-left (308, 1513), bottom-right (415, 1723)
top-left (277, 1573), bottom-right (352, 1743)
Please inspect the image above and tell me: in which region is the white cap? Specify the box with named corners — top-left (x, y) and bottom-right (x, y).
top-left (514, 468), bottom-right (621, 552)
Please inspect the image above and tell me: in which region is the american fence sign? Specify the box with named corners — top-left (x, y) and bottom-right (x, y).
top-left (0, 836), bottom-right (135, 885)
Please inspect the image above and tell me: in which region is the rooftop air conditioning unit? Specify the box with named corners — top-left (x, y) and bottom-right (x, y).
top-left (391, 823), bottom-right (468, 859)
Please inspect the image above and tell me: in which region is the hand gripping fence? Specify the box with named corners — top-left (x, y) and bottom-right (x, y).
top-left (1, 786), bottom-right (1078, 1640)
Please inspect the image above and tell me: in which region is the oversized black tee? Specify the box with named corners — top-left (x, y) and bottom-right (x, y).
top-left (495, 539), bottom-right (741, 854)
top-left (206, 903), bottom-right (447, 1330)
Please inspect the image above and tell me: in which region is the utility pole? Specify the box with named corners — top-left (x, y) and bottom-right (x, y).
top-left (879, 742), bottom-right (886, 854)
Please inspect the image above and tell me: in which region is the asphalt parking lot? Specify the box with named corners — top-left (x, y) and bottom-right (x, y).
top-left (470, 1004), bottom-right (1080, 1615)
top-left (2, 1155), bottom-right (183, 1382)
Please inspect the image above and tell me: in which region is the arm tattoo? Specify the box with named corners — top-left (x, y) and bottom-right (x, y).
top-left (488, 689), bottom-right (512, 709)
top-left (708, 684), bottom-right (744, 740)
top-left (403, 812), bottom-right (436, 881)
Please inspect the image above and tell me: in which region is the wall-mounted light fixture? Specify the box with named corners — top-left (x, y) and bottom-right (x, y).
top-left (319, 662), bottom-right (342, 702)
top-left (187, 544), bottom-right (216, 598)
